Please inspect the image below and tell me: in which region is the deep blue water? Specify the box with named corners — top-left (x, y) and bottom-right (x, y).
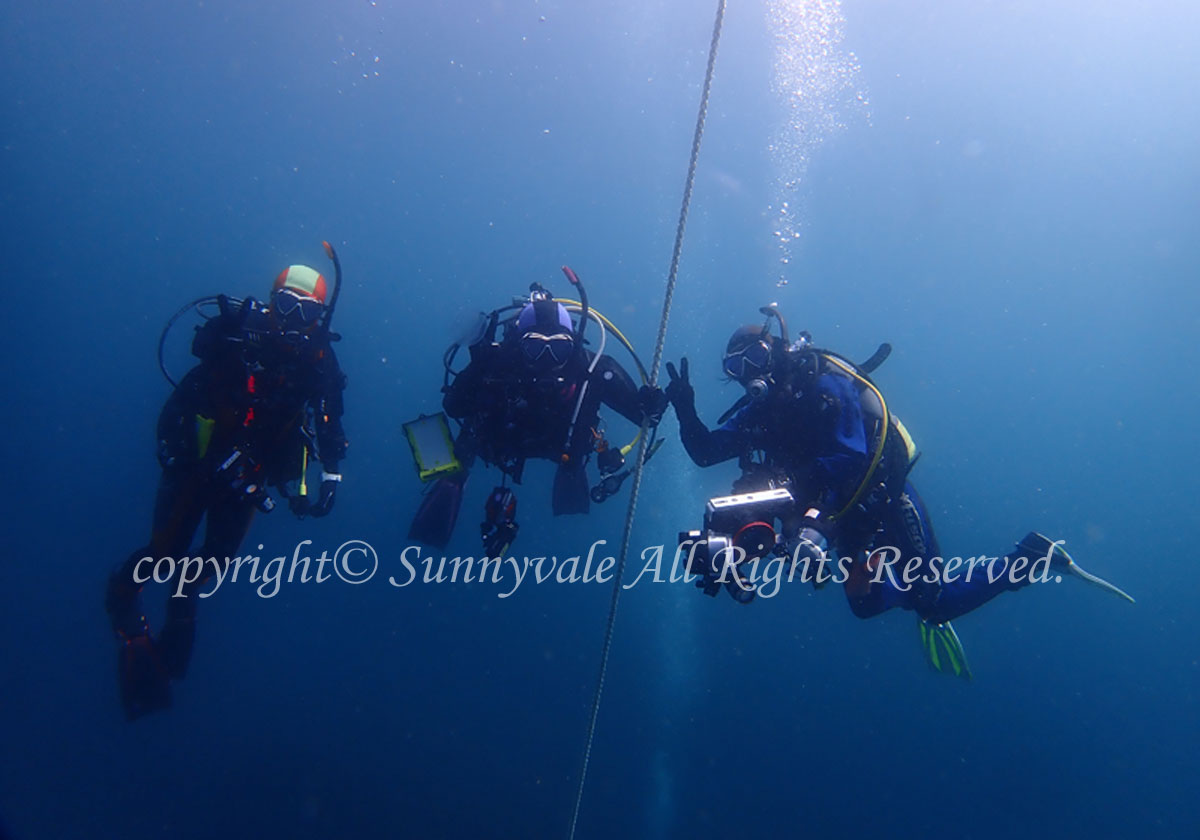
top-left (2, 1), bottom-right (1197, 838)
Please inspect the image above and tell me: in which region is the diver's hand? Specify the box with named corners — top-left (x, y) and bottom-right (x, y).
top-left (638, 385), bottom-right (668, 426)
top-left (308, 473), bottom-right (341, 518)
top-left (786, 527), bottom-right (829, 588)
top-left (788, 528), bottom-right (827, 562)
top-left (664, 358), bottom-right (694, 409)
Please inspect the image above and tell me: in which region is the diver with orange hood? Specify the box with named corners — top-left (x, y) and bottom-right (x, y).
top-left (106, 245), bottom-right (349, 719)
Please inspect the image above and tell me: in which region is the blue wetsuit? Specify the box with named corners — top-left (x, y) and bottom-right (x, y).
top-left (674, 351), bottom-right (1028, 623)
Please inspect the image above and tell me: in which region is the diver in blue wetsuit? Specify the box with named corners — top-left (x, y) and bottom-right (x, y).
top-left (667, 305), bottom-right (1132, 677)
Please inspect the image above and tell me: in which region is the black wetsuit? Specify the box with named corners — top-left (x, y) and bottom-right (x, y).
top-left (445, 344), bottom-right (643, 513)
top-left (107, 297), bottom-right (347, 698)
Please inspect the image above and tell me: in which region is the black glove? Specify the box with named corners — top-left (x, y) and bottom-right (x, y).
top-left (637, 385), bottom-right (668, 426)
top-left (664, 358), bottom-right (694, 410)
top-left (307, 473), bottom-right (341, 518)
top-left (214, 448), bottom-right (275, 512)
top-left (289, 495), bottom-right (312, 517)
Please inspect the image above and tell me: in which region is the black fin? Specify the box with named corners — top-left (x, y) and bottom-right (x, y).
top-left (552, 463), bottom-right (590, 515)
top-left (408, 475), bottom-right (466, 548)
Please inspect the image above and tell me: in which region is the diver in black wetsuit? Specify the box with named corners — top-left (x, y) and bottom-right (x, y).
top-left (106, 260), bottom-right (349, 719)
top-left (409, 272), bottom-right (667, 556)
top-left (667, 305), bottom-right (1133, 677)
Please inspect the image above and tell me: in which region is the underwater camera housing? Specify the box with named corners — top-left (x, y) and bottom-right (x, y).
top-left (677, 488), bottom-right (794, 604)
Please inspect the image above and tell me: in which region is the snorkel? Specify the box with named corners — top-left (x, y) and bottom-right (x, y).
top-left (554, 268), bottom-right (599, 465)
top-left (560, 265), bottom-right (588, 350)
top-left (321, 240), bottom-right (343, 332)
top-left (759, 302), bottom-right (788, 345)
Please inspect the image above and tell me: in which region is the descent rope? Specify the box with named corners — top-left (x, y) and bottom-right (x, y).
top-left (566, 2), bottom-right (728, 837)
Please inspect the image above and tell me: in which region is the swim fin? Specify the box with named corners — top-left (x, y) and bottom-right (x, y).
top-left (408, 474), bottom-right (465, 548)
top-left (918, 618), bottom-right (973, 680)
top-left (552, 462), bottom-right (590, 516)
top-left (1017, 532), bottom-right (1135, 604)
top-left (118, 634), bottom-right (172, 720)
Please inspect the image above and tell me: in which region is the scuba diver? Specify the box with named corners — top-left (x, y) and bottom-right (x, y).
top-left (407, 267), bottom-right (667, 556)
top-left (105, 244), bottom-right (349, 719)
top-left (667, 305), bottom-right (1133, 678)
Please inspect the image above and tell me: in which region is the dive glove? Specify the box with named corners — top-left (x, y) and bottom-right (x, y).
top-left (664, 358), bottom-right (694, 409)
top-left (308, 473), bottom-right (341, 518)
top-left (638, 385), bottom-right (668, 426)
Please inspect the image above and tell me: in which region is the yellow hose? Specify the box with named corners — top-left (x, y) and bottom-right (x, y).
top-left (554, 298), bottom-right (648, 384)
top-left (823, 354), bottom-right (889, 520)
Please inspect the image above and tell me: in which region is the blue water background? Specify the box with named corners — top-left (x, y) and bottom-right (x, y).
top-left (1, 1), bottom-right (1197, 837)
